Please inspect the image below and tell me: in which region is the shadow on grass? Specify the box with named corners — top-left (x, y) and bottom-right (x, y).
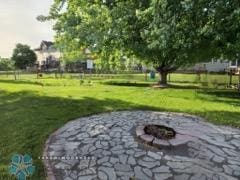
top-left (0, 89), bottom-right (240, 180)
top-left (0, 79), bottom-right (203, 90)
top-left (199, 89), bottom-right (240, 99)
top-left (0, 79), bottom-right (42, 86)
top-left (168, 84), bottom-right (201, 90)
top-left (169, 80), bottom-right (196, 84)
top-left (205, 110), bottom-right (240, 127)
top-left (0, 90), bottom-right (163, 179)
top-left (196, 89), bottom-right (240, 107)
top-left (102, 81), bottom-right (201, 90)
top-left (101, 81), bottom-right (151, 87)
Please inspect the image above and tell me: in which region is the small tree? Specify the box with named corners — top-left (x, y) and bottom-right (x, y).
top-left (0, 58), bottom-right (14, 71)
top-left (11, 44), bottom-right (37, 70)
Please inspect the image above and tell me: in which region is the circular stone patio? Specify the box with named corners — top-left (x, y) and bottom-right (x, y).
top-left (43, 111), bottom-right (240, 180)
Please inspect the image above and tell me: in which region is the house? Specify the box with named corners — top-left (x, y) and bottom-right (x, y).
top-left (34, 41), bottom-right (61, 70)
top-left (34, 41), bottom-right (95, 72)
top-left (188, 59), bottom-right (239, 73)
top-left (64, 48), bottom-right (95, 72)
top-left (228, 59), bottom-right (240, 74)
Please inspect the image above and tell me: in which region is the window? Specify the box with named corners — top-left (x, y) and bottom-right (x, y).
top-left (231, 60), bottom-right (237, 66)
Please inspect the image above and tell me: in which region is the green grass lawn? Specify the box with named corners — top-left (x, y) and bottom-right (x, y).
top-left (0, 73), bottom-right (239, 179)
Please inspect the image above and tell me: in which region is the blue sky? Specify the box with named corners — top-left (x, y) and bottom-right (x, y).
top-left (0, 0), bottom-right (54, 58)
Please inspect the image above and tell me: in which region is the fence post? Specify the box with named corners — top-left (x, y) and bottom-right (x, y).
top-left (238, 69), bottom-right (240, 93)
top-left (229, 69), bottom-right (233, 86)
top-left (14, 69), bottom-right (17, 80)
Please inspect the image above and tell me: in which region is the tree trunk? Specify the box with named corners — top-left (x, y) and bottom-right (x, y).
top-left (159, 71), bottom-right (168, 86)
top-left (155, 64), bottom-right (176, 86)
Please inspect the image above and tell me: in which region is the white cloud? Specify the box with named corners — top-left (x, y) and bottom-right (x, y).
top-left (0, 0), bottom-right (55, 57)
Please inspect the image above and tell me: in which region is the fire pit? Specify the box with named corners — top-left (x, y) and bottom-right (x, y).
top-left (136, 124), bottom-right (192, 148)
top-left (144, 124), bottom-right (176, 140)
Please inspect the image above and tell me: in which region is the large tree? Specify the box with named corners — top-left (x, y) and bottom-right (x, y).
top-left (11, 44), bottom-right (37, 70)
top-left (42, 0), bottom-right (240, 85)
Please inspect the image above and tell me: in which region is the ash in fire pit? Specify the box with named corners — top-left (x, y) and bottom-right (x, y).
top-left (144, 124), bottom-right (176, 140)
top-left (136, 124), bottom-right (192, 148)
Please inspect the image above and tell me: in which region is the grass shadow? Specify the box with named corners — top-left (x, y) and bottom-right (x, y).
top-left (0, 79), bottom-right (42, 86)
top-left (169, 80), bottom-right (196, 83)
top-left (101, 81), bottom-right (202, 90)
top-left (195, 89), bottom-right (240, 107)
top-left (101, 81), bottom-right (151, 87)
top-left (168, 84), bottom-right (201, 90)
top-left (0, 88), bottom-right (240, 179)
top-left (199, 89), bottom-right (240, 99)
top-left (0, 89), bottom-right (163, 179)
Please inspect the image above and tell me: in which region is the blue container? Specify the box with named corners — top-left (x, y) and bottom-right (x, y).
top-left (150, 71), bottom-right (155, 79)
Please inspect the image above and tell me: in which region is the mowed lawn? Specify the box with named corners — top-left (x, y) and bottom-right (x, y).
top-left (0, 73), bottom-right (239, 179)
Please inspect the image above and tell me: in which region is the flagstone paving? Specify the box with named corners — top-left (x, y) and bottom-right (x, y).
top-left (43, 111), bottom-right (240, 180)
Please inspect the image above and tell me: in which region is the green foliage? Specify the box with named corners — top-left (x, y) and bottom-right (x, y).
top-left (61, 49), bottom-right (86, 63)
top-left (44, 0), bottom-right (240, 84)
top-left (0, 58), bottom-right (14, 71)
top-left (95, 50), bottom-right (127, 72)
top-left (11, 44), bottom-right (37, 69)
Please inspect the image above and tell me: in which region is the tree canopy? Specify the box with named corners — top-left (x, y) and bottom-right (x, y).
top-left (0, 58), bottom-right (14, 71)
top-left (11, 44), bottom-right (37, 70)
top-left (43, 0), bottom-right (240, 84)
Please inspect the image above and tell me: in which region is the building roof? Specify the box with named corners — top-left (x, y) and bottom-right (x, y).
top-left (42, 41), bottom-right (54, 48)
top-left (35, 41), bottom-right (55, 51)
